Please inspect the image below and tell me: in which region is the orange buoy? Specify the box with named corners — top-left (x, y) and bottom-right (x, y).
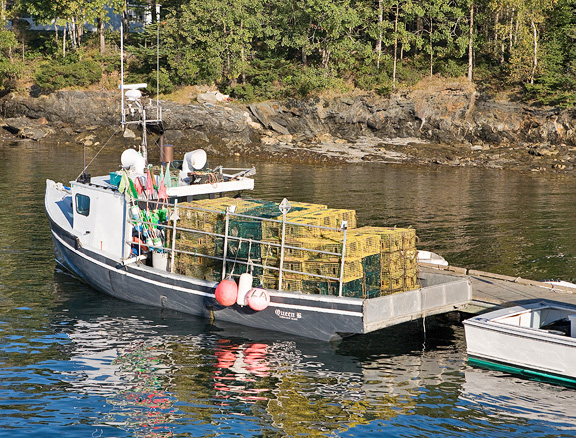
top-left (246, 288), bottom-right (270, 311)
top-left (215, 279), bottom-right (238, 306)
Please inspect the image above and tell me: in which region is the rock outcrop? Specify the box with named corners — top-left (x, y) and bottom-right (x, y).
top-left (246, 78), bottom-right (576, 148)
top-left (2, 77), bottom-right (576, 172)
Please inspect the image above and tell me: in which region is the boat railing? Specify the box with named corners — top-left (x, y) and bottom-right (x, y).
top-left (126, 199), bottom-right (349, 296)
top-left (122, 98), bottom-right (163, 128)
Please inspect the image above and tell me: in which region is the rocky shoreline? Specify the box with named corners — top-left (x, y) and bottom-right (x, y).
top-left (2, 78), bottom-right (576, 173)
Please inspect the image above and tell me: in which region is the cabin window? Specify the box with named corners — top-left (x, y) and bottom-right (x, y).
top-left (76, 194), bottom-right (91, 216)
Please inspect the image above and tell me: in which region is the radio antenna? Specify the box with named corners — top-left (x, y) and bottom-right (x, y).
top-left (120, 13), bottom-right (125, 129)
top-left (156, 4), bottom-right (160, 118)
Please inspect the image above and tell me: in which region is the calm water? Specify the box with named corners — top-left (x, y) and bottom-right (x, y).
top-left (1, 139), bottom-right (575, 437)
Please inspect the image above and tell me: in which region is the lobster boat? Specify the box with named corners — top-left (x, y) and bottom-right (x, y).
top-left (44, 83), bottom-right (471, 341)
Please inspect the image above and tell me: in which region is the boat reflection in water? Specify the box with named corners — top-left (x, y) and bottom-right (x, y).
top-left (56, 300), bottom-right (180, 435)
top-left (212, 339), bottom-right (271, 402)
top-left (461, 368), bottom-right (576, 431)
top-left (54, 273), bottom-right (576, 437)
top-left (55, 271), bottom-right (468, 437)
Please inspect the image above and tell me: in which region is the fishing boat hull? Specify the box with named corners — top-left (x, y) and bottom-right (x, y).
top-left (49, 222), bottom-right (362, 341)
top-left (46, 180), bottom-right (472, 342)
top-left (463, 301), bottom-right (576, 385)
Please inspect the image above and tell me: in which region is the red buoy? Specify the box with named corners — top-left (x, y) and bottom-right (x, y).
top-left (246, 288), bottom-right (270, 311)
top-left (215, 279), bottom-right (238, 306)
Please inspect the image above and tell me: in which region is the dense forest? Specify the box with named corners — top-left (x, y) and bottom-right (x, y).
top-left (0, 0), bottom-right (575, 106)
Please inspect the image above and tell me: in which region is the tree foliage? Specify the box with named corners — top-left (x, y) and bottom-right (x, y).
top-left (1, 0), bottom-right (575, 104)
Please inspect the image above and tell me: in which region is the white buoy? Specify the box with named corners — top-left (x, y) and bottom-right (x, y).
top-left (237, 272), bottom-right (253, 306)
top-left (121, 148), bottom-right (140, 167)
top-left (125, 88), bottom-right (142, 101)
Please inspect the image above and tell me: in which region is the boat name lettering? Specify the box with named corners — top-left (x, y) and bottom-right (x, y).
top-left (275, 309), bottom-right (302, 320)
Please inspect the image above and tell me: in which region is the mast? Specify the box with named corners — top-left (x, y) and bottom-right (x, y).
top-left (118, 4), bottom-right (163, 167)
top-left (120, 16), bottom-right (125, 129)
top-left (156, 4), bottom-right (160, 121)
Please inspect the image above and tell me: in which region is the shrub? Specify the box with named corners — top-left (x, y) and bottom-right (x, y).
top-left (284, 67), bottom-right (348, 97)
top-left (246, 58), bottom-right (293, 100)
top-left (220, 58), bottom-right (294, 101)
top-left (35, 59), bottom-right (102, 91)
top-left (524, 81), bottom-right (576, 108)
top-left (395, 60), bottom-right (426, 87)
top-left (227, 83), bottom-right (256, 102)
top-left (353, 56), bottom-right (392, 91)
top-left (434, 58), bottom-right (467, 78)
top-left (146, 67), bottom-right (174, 95)
top-left (0, 60), bottom-right (24, 92)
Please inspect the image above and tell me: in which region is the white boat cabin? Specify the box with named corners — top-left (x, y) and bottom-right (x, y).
top-left (71, 176), bottom-right (131, 259)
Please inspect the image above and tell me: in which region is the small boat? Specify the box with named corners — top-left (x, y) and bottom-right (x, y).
top-left (463, 300), bottom-right (576, 386)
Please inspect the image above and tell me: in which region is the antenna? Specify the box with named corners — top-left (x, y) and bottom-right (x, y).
top-left (117, 5), bottom-right (162, 167)
top-left (120, 15), bottom-right (125, 129)
top-left (156, 4), bottom-right (160, 120)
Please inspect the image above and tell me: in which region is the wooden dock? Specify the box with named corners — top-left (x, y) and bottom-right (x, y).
top-left (420, 264), bottom-right (576, 313)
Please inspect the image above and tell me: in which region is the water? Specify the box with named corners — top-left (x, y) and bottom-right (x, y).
top-left (1, 139), bottom-right (575, 437)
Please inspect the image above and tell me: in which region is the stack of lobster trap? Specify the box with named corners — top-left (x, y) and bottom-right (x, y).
top-left (170, 197), bottom-right (419, 298)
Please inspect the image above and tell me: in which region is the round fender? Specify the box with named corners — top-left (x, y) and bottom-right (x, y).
top-left (246, 288), bottom-right (270, 311)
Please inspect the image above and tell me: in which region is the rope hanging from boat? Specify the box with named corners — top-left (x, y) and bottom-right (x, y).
top-left (75, 126), bottom-right (122, 181)
top-left (246, 240), bottom-right (254, 276)
top-left (259, 242), bottom-right (273, 287)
